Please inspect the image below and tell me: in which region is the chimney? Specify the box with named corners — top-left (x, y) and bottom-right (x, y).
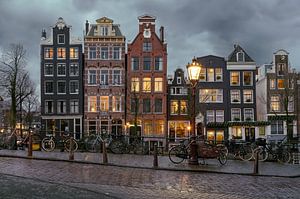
top-left (41, 29), bottom-right (46, 39)
top-left (85, 20), bottom-right (89, 35)
top-left (159, 26), bottom-right (164, 43)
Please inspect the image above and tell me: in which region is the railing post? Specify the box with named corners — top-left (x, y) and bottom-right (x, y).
top-left (103, 141), bottom-right (108, 164)
top-left (253, 150), bottom-right (259, 174)
top-left (27, 130), bottom-right (32, 157)
top-left (69, 138), bottom-right (74, 161)
top-left (153, 143), bottom-right (158, 168)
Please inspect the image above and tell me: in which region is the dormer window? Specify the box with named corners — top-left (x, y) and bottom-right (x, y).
top-left (101, 26), bottom-right (108, 36)
top-left (58, 34), bottom-right (65, 44)
top-left (237, 52), bottom-right (244, 62)
top-left (177, 77), bottom-right (182, 84)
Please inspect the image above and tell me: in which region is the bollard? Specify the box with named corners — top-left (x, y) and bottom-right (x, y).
top-left (153, 143), bottom-right (158, 168)
top-left (27, 131), bottom-right (32, 157)
top-left (102, 141), bottom-right (108, 164)
top-left (253, 149), bottom-right (259, 174)
top-left (69, 138), bottom-right (74, 160)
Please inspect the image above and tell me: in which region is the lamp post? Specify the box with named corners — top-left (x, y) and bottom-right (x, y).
top-left (186, 57), bottom-right (202, 165)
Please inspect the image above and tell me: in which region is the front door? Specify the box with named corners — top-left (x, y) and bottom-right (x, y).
top-left (245, 127), bottom-right (255, 142)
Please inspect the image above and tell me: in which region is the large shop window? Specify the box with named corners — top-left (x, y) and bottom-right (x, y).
top-left (169, 121), bottom-right (189, 140)
top-left (232, 127), bottom-right (242, 139)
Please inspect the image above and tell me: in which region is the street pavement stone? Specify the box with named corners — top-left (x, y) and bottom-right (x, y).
top-left (0, 157), bottom-right (299, 198)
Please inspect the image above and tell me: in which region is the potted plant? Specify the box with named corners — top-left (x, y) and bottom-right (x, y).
top-left (245, 117), bottom-right (252, 121)
top-left (232, 99), bottom-right (239, 103)
top-left (246, 99), bottom-right (251, 103)
top-left (234, 118), bottom-right (240, 121)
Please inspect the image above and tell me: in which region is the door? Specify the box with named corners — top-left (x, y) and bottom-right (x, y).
top-left (245, 128), bottom-right (255, 142)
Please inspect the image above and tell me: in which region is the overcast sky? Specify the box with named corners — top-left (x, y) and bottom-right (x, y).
top-left (1, 0), bottom-right (300, 95)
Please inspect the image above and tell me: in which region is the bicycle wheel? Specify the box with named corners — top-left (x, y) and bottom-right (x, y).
top-left (41, 138), bottom-right (55, 152)
top-left (253, 147), bottom-right (268, 162)
top-left (168, 146), bottom-right (186, 164)
top-left (132, 142), bottom-right (149, 155)
top-left (217, 144), bottom-right (228, 157)
top-left (110, 140), bottom-right (126, 154)
top-left (238, 145), bottom-right (253, 161)
top-left (277, 149), bottom-right (291, 163)
top-left (65, 139), bottom-right (78, 152)
top-left (85, 137), bottom-right (101, 153)
top-left (218, 152), bottom-right (227, 165)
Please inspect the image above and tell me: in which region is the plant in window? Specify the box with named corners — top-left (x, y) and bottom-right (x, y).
top-left (232, 99), bottom-right (239, 103)
top-left (216, 76), bottom-right (222, 80)
top-left (246, 99), bottom-right (251, 102)
top-left (234, 117), bottom-right (240, 121)
top-left (245, 117), bottom-right (252, 121)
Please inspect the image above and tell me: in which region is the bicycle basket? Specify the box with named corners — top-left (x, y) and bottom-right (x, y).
top-left (255, 138), bottom-right (266, 146)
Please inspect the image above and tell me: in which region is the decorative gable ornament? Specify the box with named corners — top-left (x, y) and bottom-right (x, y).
top-left (56, 17), bottom-right (66, 30)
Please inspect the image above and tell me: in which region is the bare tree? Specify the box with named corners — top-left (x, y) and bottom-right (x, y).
top-left (0, 43), bottom-right (30, 130)
top-left (23, 92), bottom-right (39, 128)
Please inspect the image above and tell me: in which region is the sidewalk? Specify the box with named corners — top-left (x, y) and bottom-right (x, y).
top-left (0, 149), bottom-right (299, 177)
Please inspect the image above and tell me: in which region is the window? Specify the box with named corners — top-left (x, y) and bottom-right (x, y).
top-left (230, 90), bottom-right (240, 103)
top-left (289, 79), bottom-right (294, 89)
top-left (131, 57), bottom-right (139, 71)
top-left (237, 52), bottom-right (244, 62)
top-left (44, 64), bottom-right (53, 76)
top-left (230, 72), bottom-right (240, 86)
top-left (231, 108), bottom-right (241, 121)
top-left (207, 68), bottom-right (214, 82)
top-left (277, 64), bottom-right (285, 76)
top-left (270, 96), bottom-right (280, 112)
top-left (288, 97), bottom-right (294, 112)
top-left (207, 130), bottom-right (215, 141)
top-left (143, 42), bottom-right (152, 52)
top-left (277, 79), bottom-right (284, 89)
top-left (89, 47), bottom-right (97, 59)
top-left (143, 57), bottom-right (151, 70)
top-left (243, 90), bottom-right (253, 103)
top-left (154, 77), bottom-right (163, 92)
top-left (101, 26), bottom-right (108, 36)
top-left (271, 120), bottom-right (284, 134)
top-left (70, 47), bottom-right (79, 59)
top-left (88, 70), bottom-right (96, 85)
top-left (216, 130), bottom-right (224, 142)
top-left (112, 96), bottom-right (121, 112)
top-left (57, 63), bottom-right (66, 76)
top-left (199, 68), bottom-right (206, 82)
top-left (101, 121), bottom-right (108, 134)
top-left (144, 120), bottom-right (152, 136)
top-left (70, 63), bottom-right (79, 76)
top-left (216, 110), bottom-right (224, 122)
top-left (57, 81), bottom-right (66, 94)
top-left (69, 81), bottom-right (79, 94)
top-left (88, 121), bottom-right (96, 134)
top-left (180, 101), bottom-right (188, 115)
top-left (215, 68), bottom-right (223, 81)
top-left (177, 77), bottom-right (182, 84)
top-left (143, 98), bottom-right (151, 113)
top-left (131, 77), bottom-right (140, 92)
top-left (57, 48), bottom-right (66, 59)
top-left (153, 120), bottom-right (164, 136)
top-left (101, 47), bottom-right (108, 60)
top-left (206, 110), bottom-right (215, 123)
top-left (45, 81), bottom-right (53, 94)
top-left (232, 127), bottom-right (242, 139)
top-left (270, 79), bottom-right (276, 89)
top-left (170, 101), bottom-right (179, 115)
top-left (199, 89), bottom-right (223, 103)
top-left (244, 108), bottom-right (254, 121)
top-left (100, 70), bottom-right (109, 85)
top-left (243, 72), bottom-right (253, 86)
top-left (44, 47), bottom-right (53, 59)
top-left (100, 96), bottom-right (109, 111)
top-left (130, 98), bottom-right (139, 113)
top-left (58, 34), bottom-right (65, 44)
top-left (169, 121), bottom-right (190, 139)
top-left (112, 70), bottom-right (121, 85)
top-left (155, 57), bottom-right (163, 71)
top-left (143, 77), bottom-right (151, 92)
top-left (70, 100), bottom-right (79, 113)
top-left (154, 98), bottom-right (162, 113)
top-left (57, 100), bottom-right (66, 114)
top-left (45, 101), bottom-right (53, 113)
top-left (259, 127), bottom-right (265, 136)
top-left (113, 47), bottom-right (121, 60)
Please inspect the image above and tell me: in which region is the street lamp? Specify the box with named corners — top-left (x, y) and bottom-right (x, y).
top-left (186, 57), bottom-right (202, 165)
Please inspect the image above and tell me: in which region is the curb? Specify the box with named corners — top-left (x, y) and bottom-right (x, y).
top-left (0, 154), bottom-right (299, 178)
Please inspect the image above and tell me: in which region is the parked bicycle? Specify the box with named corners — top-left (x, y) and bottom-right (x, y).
top-left (224, 140), bottom-right (254, 161)
top-left (41, 132), bottom-right (78, 152)
top-left (84, 132), bottom-right (112, 152)
top-left (168, 137), bottom-right (227, 165)
top-left (253, 138), bottom-right (291, 163)
top-left (0, 128), bottom-right (35, 150)
top-left (109, 136), bottom-right (149, 155)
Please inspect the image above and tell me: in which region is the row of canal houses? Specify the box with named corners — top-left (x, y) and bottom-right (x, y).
top-left (40, 16), bottom-right (299, 150)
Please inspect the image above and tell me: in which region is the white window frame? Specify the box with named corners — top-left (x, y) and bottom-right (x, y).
top-left (69, 80), bottom-right (79, 94)
top-left (207, 68), bottom-right (215, 82)
top-left (243, 71), bottom-right (253, 86)
top-left (100, 96), bottom-right (109, 112)
top-left (230, 90), bottom-right (240, 104)
top-left (57, 63), bottom-right (66, 76)
top-left (237, 52), bottom-right (244, 62)
top-left (88, 47), bottom-right (97, 60)
top-left (177, 77), bottom-right (182, 84)
top-left (70, 47), bottom-right (79, 59)
top-left (57, 34), bottom-right (65, 44)
top-left (45, 100), bottom-right (53, 114)
top-left (270, 79), bottom-right (276, 89)
top-left (206, 110), bottom-right (215, 123)
top-left (231, 108), bottom-right (241, 121)
top-left (70, 100), bottom-right (79, 113)
top-left (44, 47), bottom-right (53, 59)
top-left (45, 81), bottom-right (54, 94)
top-left (101, 47), bottom-right (109, 60)
top-left (100, 69), bottom-right (109, 85)
top-left (215, 68), bottom-right (223, 82)
top-left (216, 110), bottom-right (224, 123)
top-left (57, 100), bottom-right (66, 114)
top-left (243, 90), bottom-right (253, 104)
top-left (44, 63), bottom-right (54, 76)
top-left (112, 96), bottom-right (122, 112)
top-left (230, 71), bottom-right (240, 86)
top-left (57, 81), bottom-right (66, 95)
top-left (244, 108), bottom-right (254, 121)
top-left (57, 47), bottom-right (66, 59)
top-left (88, 96), bottom-right (97, 112)
top-left (70, 63), bottom-right (79, 76)
top-left (88, 70), bottom-right (97, 85)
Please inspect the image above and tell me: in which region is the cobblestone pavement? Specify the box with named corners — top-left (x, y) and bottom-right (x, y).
top-left (0, 157), bottom-right (299, 199)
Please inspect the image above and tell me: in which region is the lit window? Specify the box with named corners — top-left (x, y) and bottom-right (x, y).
top-left (270, 79), bottom-right (275, 89)
top-left (100, 96), bottom-right (109, 111)
top-left (170, 101), bottom-right (179, 115)
top-left (44, 48), bottom-right (53, 59)
top-left (216, 130), bottom-right (224, 142)
top-left (199, 89), bottom-right (223, 103)
top-left (169, 121), bottom-right (190, 139)
top-left (112, 96), bottom-right (121, 112)
top-left (230, 90), bottom-right (240, 103)
top-left (144, 120), bottom-right (152, 136)
top-left (207, 130), bottom-right (215, 141)
top-left (88, 96), bottom-right (97, 112)
top-left (70, 48), bottom-right (79, 59)
top-left (180, 101), bottom-right (188, 115)
top-left (57, 48), bottom-right (66, 59)
top-left (131, 77), bottom-right (140, 92)
top-left (215, 68), bottom-right (223, 81)
top-left (131, 57), bottom-right (139, 71)
top-left (244, 108), bottom-right (254, 121)
top-left (230, 72), bottom-right (240, 86)
top-left (154, 77), bottom-right (163, 92)
top-left (259, 127), bottom-right (265, 136)
top-left (153, 120), bottom-right (164, 136)
top-left (199, 68), bottom-right (206, 82)
top-left (277, 79), bottom-right (284, 89)
top-left (231, 108), bottom-right (241, 121)
top-left (207, 68), bottom-right (214, 82)
top-left (243, 71), bottom-right (253, 86)
top-left (143, 77), bottom-right (151, 92)
top-left (154, 98), bottom-right (163, 113)
top-left (243, 90), bottom-right (253, 103)
top-left (232, 127), bottom-right (242, 139)
top-left (270, 96), bottom-right (280, 112)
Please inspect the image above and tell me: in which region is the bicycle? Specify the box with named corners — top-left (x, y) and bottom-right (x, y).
top-left (225, 140), bottom-right (254, 161)
top-left (109, 136), bottom-right (149, 155)
top-left (84, 132), bottom-right (112, 153)
top-left (253, 138), bottom-right (291, 163)
top-left (41, 132), bottom-right (78, 152)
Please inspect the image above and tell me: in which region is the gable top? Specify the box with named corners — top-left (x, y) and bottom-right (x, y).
top-left (227, 44), bottom-right (254, 62)
top-left (54, 17), bottom-right (70, 30)
top-left (138, 14), bottom-right (156, 23)
top-left (274, 49), bottom-right (289, 55)
top-left (96, 17), bottom-right (113, 24)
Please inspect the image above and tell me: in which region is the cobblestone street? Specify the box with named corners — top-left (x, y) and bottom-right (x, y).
top-left (0, 157), bottom-right (299, 198)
